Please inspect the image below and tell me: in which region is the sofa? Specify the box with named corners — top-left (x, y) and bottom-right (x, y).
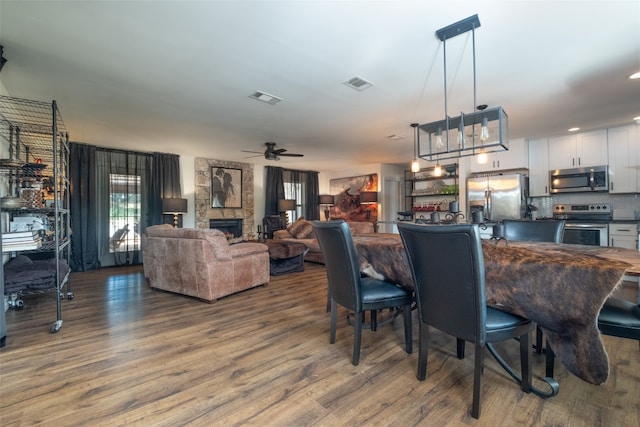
top-left (273, 218), bottom-right (374, 264)
top-left (143, 225), bottom-right (270, 303)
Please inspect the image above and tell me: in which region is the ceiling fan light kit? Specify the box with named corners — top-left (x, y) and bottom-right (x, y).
top-left (417, 14), bottom-right (509, 164)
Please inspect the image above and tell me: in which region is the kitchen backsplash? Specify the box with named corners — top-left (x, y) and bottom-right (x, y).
top-left (531, 193), bottom-right (639, 219)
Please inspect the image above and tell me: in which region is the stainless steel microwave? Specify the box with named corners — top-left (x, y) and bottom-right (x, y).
top-left (549, 165), bottom-right (608, 193)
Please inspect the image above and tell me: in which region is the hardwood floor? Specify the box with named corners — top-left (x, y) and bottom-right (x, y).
top-left (1, 263), bottom-right (639, 426)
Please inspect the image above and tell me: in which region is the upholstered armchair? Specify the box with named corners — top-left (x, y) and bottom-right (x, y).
top-left (143, 225), bottom-right (270, 302)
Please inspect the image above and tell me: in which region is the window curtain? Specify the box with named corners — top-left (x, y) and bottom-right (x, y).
top-left (265, 166), bottom-right (319, 220)
top-left (264, 166), bottom-right (285, 216)
top-left (69, 143), bottom-right (99, 271)
top-left (69, 143), bottom-right (181, 271)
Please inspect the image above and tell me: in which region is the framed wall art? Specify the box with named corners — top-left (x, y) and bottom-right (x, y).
top-left (211, 166), bottom-right (242, 208)
top-left (329, 173), bottom-right (378, 222)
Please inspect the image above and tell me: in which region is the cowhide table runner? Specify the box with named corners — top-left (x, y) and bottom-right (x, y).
top-left (354, 234), bottom-right (636, 385)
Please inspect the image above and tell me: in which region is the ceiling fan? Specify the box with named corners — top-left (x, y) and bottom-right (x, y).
top-left (242, 142), bottom-right (304, 161)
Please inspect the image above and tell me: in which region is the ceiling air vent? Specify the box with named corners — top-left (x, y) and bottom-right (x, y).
top-left (249, 91), bottom-right (282, 105)
top-left (343, 76), bottom-right (374, 91)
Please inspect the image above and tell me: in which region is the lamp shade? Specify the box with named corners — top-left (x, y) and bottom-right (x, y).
top-left (319, 194), bottom-right (335, 205)
top-left (162, 198), bottom-right (188, 214)
top-left (278, 199), bottom-right (296, 212)
top-left (359, 191), bottom-right (378, 204)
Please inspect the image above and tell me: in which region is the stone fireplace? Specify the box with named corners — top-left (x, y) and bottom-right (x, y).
top-left (194, 158), bottom-right (255, 238)
top-left (209, 218), bottom-right (243, 238)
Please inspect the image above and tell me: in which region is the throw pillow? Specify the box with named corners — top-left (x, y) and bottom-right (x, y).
top-left (287, 216), bottom-right (308, 237)
top-left (294, 220), bottom-right (314, 239)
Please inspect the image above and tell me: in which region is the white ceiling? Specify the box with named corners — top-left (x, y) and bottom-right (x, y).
top-left (1, 0), bottom-right (639, 172)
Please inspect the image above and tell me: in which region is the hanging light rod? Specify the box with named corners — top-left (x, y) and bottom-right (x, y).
top-left (435, 14), bottom-right (481, 41)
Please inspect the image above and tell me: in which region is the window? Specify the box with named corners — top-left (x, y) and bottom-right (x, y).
top-left (283, 181), bottom-right (303, 222)
top-left (109, 173), bottom-right (140, 252)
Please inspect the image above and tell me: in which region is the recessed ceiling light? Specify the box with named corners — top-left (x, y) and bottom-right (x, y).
top-left (249, 91), bottom-right (282, 105)
top-left (343, 76), bottom-right (374, 91)
top-left (634, 116), bottom-right (640, 124)
top-left (629, 72), bottom-right (640, 79)
top-left (568, 127), bottom-right (580, 132)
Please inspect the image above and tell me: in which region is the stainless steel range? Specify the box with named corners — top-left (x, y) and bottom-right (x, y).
top-left (553, 203), bottom-right (611, 246)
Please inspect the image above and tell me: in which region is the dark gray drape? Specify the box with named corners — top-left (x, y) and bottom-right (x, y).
top-left (149, 152), bottom-right (182, 225)
top-left (304, 171), bottom-right (320, 220)
top-left (70, 143), bottom-right (99, 271)
top-left (265, 166), bottom-right (285, 216)
top-left (69, 143), bottom-right (181, 271)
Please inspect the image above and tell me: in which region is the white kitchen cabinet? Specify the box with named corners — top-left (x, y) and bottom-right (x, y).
top-left (548, 130), bottom-right (607, 170)
top-left (607, 125), bottom-right (639, 194)
top-left (609, 223), bottom-right (638, 249)
top-left (471, 138), bottom-right (528, 171)
top-left (528, 138), bottom-right (549, 196)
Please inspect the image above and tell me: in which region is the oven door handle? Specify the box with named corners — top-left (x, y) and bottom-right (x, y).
top-left (564, 224), bottom-right (609, 229)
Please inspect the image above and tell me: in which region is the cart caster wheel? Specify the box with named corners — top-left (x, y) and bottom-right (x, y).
top-left (67, 293), bottom-right (74, 300)
top-left (50, 320), bottom-right (63, 334)
top-left (16, 301), bottom-right (24, 310)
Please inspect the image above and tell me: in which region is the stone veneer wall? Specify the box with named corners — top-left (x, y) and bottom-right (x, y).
top-left (194, 158), bottom-right (254, 238)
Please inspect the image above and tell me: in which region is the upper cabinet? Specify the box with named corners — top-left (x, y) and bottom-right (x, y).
top-left (528, 138), bottom-right (549, 197)
top-left (607, 125), bottom-right (639, 194)
top-left (470, 138), bottom-right (528, 172)
top-left (548, 130), bottom-right (607, 170)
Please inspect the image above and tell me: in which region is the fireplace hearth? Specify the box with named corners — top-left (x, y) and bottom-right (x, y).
top-left (210, 219), bottom-right (243, 238)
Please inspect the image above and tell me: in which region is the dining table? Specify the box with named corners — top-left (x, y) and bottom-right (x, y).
top-left (353, 232), bottom-right (640, 386)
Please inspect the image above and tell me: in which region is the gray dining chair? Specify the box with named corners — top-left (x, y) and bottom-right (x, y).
top-left (312, 220), bottom-right (413, 366)
top-left (398, 222), bottom-right (534, 419)
top-left (502, 219), bottom-right (565, 376)
top-left (598, 297), bottom-right (640, 348)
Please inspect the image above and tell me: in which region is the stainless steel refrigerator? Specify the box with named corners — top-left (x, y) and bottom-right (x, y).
top-left (467, 172), bottom-right (528, 221)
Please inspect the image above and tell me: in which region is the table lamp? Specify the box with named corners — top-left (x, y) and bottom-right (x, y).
top-left (318, 194), bottom-right (335, 221)
top-left (162, 198), bottom-right (188, 228)
top-left (278, 199), bottom-right (296, 226)
top-left (359, 191), bottom-right (378, 221)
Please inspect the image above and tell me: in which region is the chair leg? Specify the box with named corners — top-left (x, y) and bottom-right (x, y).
top-left (403, 304), bottom-right (413, 354)
top-left (326, 287), bottom-right (331, 312)
top-left (353, 311), bottom-right (363, 366)
top-left (545, 339), bottom-right (555, 378)
top-left (457, 338), bottom-right (465, 359)
top-left (519, 331), bottom-right (532, 393)
top-left (535, 325), bottom-right (543, 354)
top-left (417, 322), bottom-right (429, 380)
top-left (472, 345), bottom-right (483, 419)
top-left (329, 300), bottom-right (337, 344)
top-left (370, 310), bottom-right (377, 331)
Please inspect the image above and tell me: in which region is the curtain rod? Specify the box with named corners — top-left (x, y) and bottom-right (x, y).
top-left (70, 141), bottom-right (179, 157)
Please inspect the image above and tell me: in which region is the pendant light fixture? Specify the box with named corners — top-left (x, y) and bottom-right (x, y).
top-left (410, 123), bottom-right (420, 173)
top-left (417, 14), bottom-right (508, 162)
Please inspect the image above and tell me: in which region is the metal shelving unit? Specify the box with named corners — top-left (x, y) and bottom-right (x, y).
top-left (404, 163), bottom-right (459, 215)
top-left (0, 95), bottom-right (72, 333)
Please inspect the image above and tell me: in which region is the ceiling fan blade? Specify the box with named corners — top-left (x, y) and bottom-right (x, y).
top-left (242, 154), bottom-right (263, 159)
top-left (241, 150), bottom-right (263, 154)
top-left (274, 148), bottom-right (287, 154)
top-left (278, 153), bottom-right (304, 157)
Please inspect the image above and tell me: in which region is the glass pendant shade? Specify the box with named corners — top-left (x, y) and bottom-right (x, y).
top-left (477, 151), bottom-right (488, 164)
top-left (411, 159), bottom-right (420, 173)
top-left (480, 117), bottom-right (490, 142)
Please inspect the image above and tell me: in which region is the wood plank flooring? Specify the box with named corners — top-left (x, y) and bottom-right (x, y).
top-left (1, 263), bottom-right (639, 426)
